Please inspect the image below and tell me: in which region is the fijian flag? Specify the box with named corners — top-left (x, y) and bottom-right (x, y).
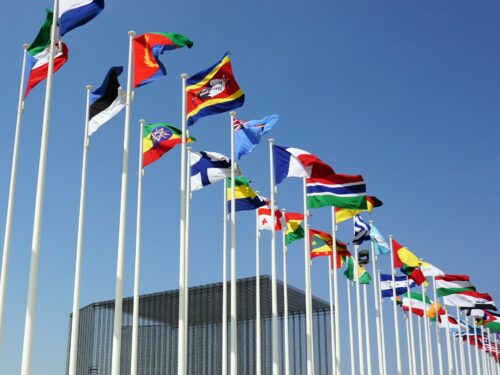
top-left (190, 151), bottom-right (242, 191)
top-left (88, 66), bottom-right (126, 136)
top-left (379, 274), bottom-right (416, 298)
top-left (353, 215), bottom-right (371, 245)
top-left (59, 0), bottom-right (105, 36)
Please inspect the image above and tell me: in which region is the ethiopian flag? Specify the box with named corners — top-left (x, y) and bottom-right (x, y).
top-left (344, 255), bottom-right (371, 284)
top-left (284, 212), bottom-right (304, 245)
top-left (142, 123), bottom-right (194, 167)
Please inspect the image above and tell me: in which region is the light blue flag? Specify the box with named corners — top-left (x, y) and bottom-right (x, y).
top-left (370, 225), bottom-right (390, 255)
top-left (234, 114), bottom-right (279, 159)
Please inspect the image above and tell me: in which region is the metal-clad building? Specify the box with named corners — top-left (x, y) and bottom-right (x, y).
top-left (67, 276), bottom-right (332, 374)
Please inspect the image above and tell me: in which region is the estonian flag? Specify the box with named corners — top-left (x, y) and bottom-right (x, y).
top-left (88, 66), bottom-right (126, 136)
top-left (59, 0), bottom-right (105, 36)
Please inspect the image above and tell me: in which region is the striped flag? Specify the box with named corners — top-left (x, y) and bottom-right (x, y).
top-left (284, 212), bottom-right (305, 245)
top-left (257, 205), bottom-right (282, 231)
top-left (59, 0), bottom-right (105, 36)
top-left (353, 215), bottom-right (371, 245)
top-left (306, 173), bottom-right (367, 209)
top-left (379, 274), bottom-right (415, 298)
top-left (335, 196), bottom-right (383, 223)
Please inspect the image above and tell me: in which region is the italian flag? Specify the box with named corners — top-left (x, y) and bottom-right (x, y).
top-left (284, 212), bottom-right (304, 245)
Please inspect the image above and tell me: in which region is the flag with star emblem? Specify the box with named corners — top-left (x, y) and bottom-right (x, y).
top-left (142, 123), bottom-right (194, 167)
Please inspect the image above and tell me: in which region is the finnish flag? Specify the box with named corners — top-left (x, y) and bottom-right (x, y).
top-left (190, 151), bottom-right (242, 192)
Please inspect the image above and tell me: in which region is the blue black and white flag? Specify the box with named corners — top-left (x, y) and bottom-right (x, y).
top-left (353, 215), bottom-right (371, 245)
top-left (234, 114), bottom-right (279, 159)
top-left (379, 274), bottom-right (416, 298)
top-left (190, 151), bottom-right (242, 191)
top-left (59, 0), bottom-right (105, 36)
top-left (370, 225), bottom-right (390, 255)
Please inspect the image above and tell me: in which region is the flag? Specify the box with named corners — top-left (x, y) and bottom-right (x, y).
top-left (344, 255), bottom-right (371, 284)
top-left (226, 177), bottom-right (266, 212)
top-left (438, 314), bottom-right (465, 333)
top-left (133, 32), bottom-right (193, 88)
top-left (234, 115), bottom-right (279, 159)
top-left (335, 196), bottom-right (383, 223)
top-left (306, 173), bottom-right (367, 209)
top-left (25, 10), bottom-right (69, 98)
top-left (59, 0), bottom-right (105, 36)
top-left (379, 274), bottom-right (416, 298)
top-left (309, 229), bottom-right (350, 264)
top-left (257, 205), bottom-right (282, 231)
top-left (427, 301), bottom-right (445, 320)
top-left (370, 225), bottom-right (390, 255)
top-left (441, 291), bottom-right (496, 310)
top-left (143, 123), bottom-right (194, 167)
top-left (186, 52), bottom-right (244, 126)
top-left (273, 145), bottom-right (335, 184)
top-left (190, 151), bottom-right (240, 190)
top-left (401, 292), bottom-right (433, 317)
top-left (420, 261), bottom-right (445, 277)
top-left (436, 275), bottom-right (476, 297)
top-left (353, 215), bottom-right (371, 245)
top-left (284, 212), bottom-right (305, 245)
top-left (88, 66), bottom-right (126, 136)
top-left (486, 315), bottom-right (500, 333)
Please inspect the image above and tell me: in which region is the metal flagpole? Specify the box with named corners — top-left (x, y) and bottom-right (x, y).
top-left (68, 85), bottom-right (93, 375)
top-left (20, 1), bottom-right (60, 373)
top-left (363, 284), bottom-right (373, 375)
top-left (222, 183), bottom-right (228, 375)
top-left (494, 331), bottom-right (499, 375)
top-left (282, 210), bottom-right (290, 375)
top-left (0, 43), bottom-right (29, 350)
top-left (473, 321), bottom-right (482, 375)
top-left (229, 111), bottom-right (238, 375)
top-left (418, 316), bottom-right (425, 375)
top-left (377, 270), bottom-right (388, 374)
top-left (405, 313), bottom-right (413, 375)
top-left (422, 284), bottom-right (433, 375)
top-left (346, 279), bottom-right (355, 375)
top-left (268, 138), bottom-right (280, 375)
top-left (481, 325), bottom-right (489, 375)
top-left (432, 277), bottom-right (444, 375)
top-left (457, 307), bottom-right (466, 375)
top-left (255, 209), bottom-right (262, 375)
top-left (130, 119), bottom-right (145, 375)
top-left (443, 309), bottom-right (454, 375)
top-left (354, 243), bottom-right (365, 375)
top-left (184, 146), bottom-right (192, 364)
top-left (465, 315), bottom-right (473, 375)
top-left (407, 278), bottom-right (417, 375)
top-left (452, 325), bottom-right (459, 375)
top-left (488, 328), bottom-right (494, 375)
top-left (389, 235), bottom-right (403, 374)
top-left (327, 250), bottom-right (336, 375)
top-left (302, 179), bottom-right (314, 375)
top-left (330, 207), bottom-right (341, 374)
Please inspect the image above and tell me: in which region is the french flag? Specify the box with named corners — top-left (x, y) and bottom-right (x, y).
top-left (59, 0), bottom-right (105, 36)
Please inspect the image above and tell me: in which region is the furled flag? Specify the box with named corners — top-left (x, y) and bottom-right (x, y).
top-left (391, 238), bottom-right (426, 285)
top-left (190, 151), bottom-right (240, 190)
top-left (438, 314), bottom-right (465, 333)
top-left (133, 33), bottom-right (193, 88)
top-left (186, 52), bottom-right (244, 126)
top-left (370, 225), bottom-right (390, 255)
top-left (88, 66), bottom-right (125, 136)
top-left (257, 205), bottom-right (282, 231)
top-left (335, 196), bottom-right (383, 224)
top-left (58, 0), bottom-right (105, 36)
top-left (273, 145), bottom-right (335, 184)
top-left (306, 173), bottom-right (367, 210)
top-left (143, 123), bottom-right (194, 167)
top-left (25, 10), bottom-right (69, 98)
top-left (284, 212), bottom-right (305, 245)
top-left (353, 215), bottom-right (371, 245)
top-left (234, 115), bottom-right (279, 159)
top-left (226, 177), bottom-right (266, 212)
top-left (400, 292), bottom-right (433, 317)
top-left (379, 274), bottom-right (416, 298)
top-left (309, 229), bottom-right (350, 267)
top-left (344, 255), bottom-right (371, 284)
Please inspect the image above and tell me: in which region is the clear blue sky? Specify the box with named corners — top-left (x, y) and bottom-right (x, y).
top-left (1, 0), bottom-right (500, 373)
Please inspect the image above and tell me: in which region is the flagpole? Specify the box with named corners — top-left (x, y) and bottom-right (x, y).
top-left (130, 119), bottom-right (145, 375)
top-left (422, 283), bottom-right (433, 375)
top-left (222, 182), bottom-right (228, 375)
top-left (407, 278), bottom-right (418, 375)
top-left (457, 307), bottom-right (466, 375)
top-left (389, 235), bottom-right (403, 374)
top-left (432, 277), bottom-right (444, 375)
top-left (331, 207), bottom-right (341, 375)
top-left (282, 210), bottom-right (290, 375)
top-left (184, 146), bottom-right (192, 363)
top-left (369, 220), bottom-right (383, 375)
top-left (377, 270), bottom-right (388, 374)
top-left (494, 333), bottom-right (499, 375)
top-left (0, 43), bottom-right (29, 350)
top-left (268, 138), bottom-right (280, 375)
top-left (109, 30), bottom-right (135, 375)
top-left (481, 325), bottom-right (489, 375)
top-left (418, 316), bottom-right (425, 375)
top-left (347, 280), bottom-right (355, 375)
top-left (68, 84), bottom-right (92, 375)
top-left (354, 243), bottom-right (365, 375)
top-left (255, 209), bottom-right (262, 375)
top-left (303, 179), bottom-right (314, 375)
top-left (485, 327), bottom-right (491, 375)
top-left (405, 313), bottom-right (413, 375)
top-left (20, 1), bottom-right (60, 373)
top-left (363, 283), bottom-right (373, 375)
top-left (465, 315), bottom-right (473, 375)
top-left (327, 253), bottom-right (336, 375)
top-left (473, 321), bottom-right (482, 375)
top-left (443, 309), bottom-right (454, 374)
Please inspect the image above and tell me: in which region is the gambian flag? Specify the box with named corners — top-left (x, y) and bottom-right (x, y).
top-left (142, 123), bottom-right (194, 167)
top-left (284, 212), bottom-right (305, 245)
top-left (25, 10), bottom-right (69, 98)
top-left (344, 255), bottom-right (371, 284)
top-left (133, 32), bottom-right (193, 88)
top-left (306, 173), bottom-right (367, 210)
top-left (335, 196), bottom-right (383, 224)
top-left (226, 177), bottom-right (266, 212)
top-left (59, 0), bottom-right (105, 36)
top-left (435, 275), bottom-right (476, 297)
top-left (186, 52), bottom-right (244, 126)
top-left (391, 238), bottom-right (426, 285)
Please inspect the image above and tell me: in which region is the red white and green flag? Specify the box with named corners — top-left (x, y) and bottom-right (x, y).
top-left (400, 291), bottom-right (432, 317)
top-left (436, 274), bottom-right (476, 297)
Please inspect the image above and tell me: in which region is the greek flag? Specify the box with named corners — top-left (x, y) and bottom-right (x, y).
top-left (190, 151), bottom-right (242, 191)
top-left (353, 215), bottom-right (371, 245)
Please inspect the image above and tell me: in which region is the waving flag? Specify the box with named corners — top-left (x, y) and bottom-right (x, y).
top-left (234, 115), bottom-right (279, 159)
top-left (420, 261), bottom-right (445, 277)
top-left (379, 274), bottom-right (415, 298)
top-left (59, 0), bottom-right (105, 36)
top-left (309, 229), bottom-right (350, 268)
top-left (400, 292), bottom-right (433, 317)
top-left (442, 291), bottom-right (496, 310)
top-left (226, 177), bottom-right (266, 212)
top-left (436, 275), bottom-right (476, 297)
top-left (370, 225), bottom-right (390, 255)
top-left (392, 238), bottom-right (426, 285)
top-left (284, 212), bottom-right (305, 245)
top-left (186, 52), bottom-right (244, 126)
top-left (190, 151), bottom-right (240, 191)
top-left (133, 32), bottom-right (193, 88)
top-left (306, 173), bottom-right (367, 209)
top-left (143, 123), bottom-right (193, 167)
top-left (335, 196), bottom-right (383, 224)
top-left (353, 215), bottom-right (371, 245)
top-left (344, 256), bottom-right (371, 284)
top-left (257, 205), bottom-right (282, 231)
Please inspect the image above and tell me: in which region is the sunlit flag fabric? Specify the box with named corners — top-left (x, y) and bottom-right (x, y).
top-left (400, 292), bottom-right (433, 317)
top-left (190, 151), bottom-right (240, 191)
top-left (344, 255), bottom-right (371, 284)
top-left (370, 225), bottom-right (390, 255)
top-left (420, 261), bottom-right (445, 277)
top-left (442, 291), bottom-right (496, 310)
top-left (353, 215), bottom-right (371, 245)
top-left (284, 212), bottom-right (305, 245)
top-left (88, 66), bottom-right (125, 136)
top-left (335, 196), bottom-right (383, 224)
top-left (58, 0), bottom-right (104, 36)
top-left (143, 123), bottom-right (194, 167)
top-left (234, 115), bottom-right (279, 159)
top-left (25, 10), bottom-right (69, 98)
top-left (438, 314), bottom-right (464, 333)
top-left (133, 32), bottom-right (193, 88)
top-left (226, 177), bottom-right (266, 212)
top-left (391, 238), bottom-right (426, 285)
top-left (379, 274), bottom-right (416, 298)
top-left (257, 205), bottom-right (282, 231)
top-left (309, 229), bottom-right (350, 268)
top-left (273, 145), bottom-right (335, 184)
top-left (436, 274), bottom-right (476, 297)
top-left (306, 173), bottom-right (367, 210)
top-left (186, 52), bottom-right (244, 126)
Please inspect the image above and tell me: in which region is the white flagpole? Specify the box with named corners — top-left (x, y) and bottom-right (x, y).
top-left (407, 279), bottom-right (418, 375)
top-left (362, 283), bottom-right (373, 375)
top-left (110, 30), bottom-right (135, 375)
top-left (330, 207), bottom-right (341, 374)
top-left (474, 321), bottom-right (482, 375)
top-left (302, 179), bottom-right (314, 375)
top-left (485, 328), bottom-right (492, 375)
top-left (222, 183), bottom-right (228, 375)
top-left (389, 235), bottom-right (403, 374)
top-left (268, 138), bottom-right (280, 375)
top-left (354, 243), bottom-right (365, 375)
top-left (255, 209), bottom-right (262, 375)
top-left (457, 307), bottom-right (466, 375)
top-left (443, 309), bottom-right (454, 374)
top-left (418, 316), bottom-right (425, 375)
top-left (481, 325), bottom-right (489, 375)
top-left (494, 331), bottom-right (499, 375)
top-left (327, 249), bottom-right (336, 375)
top-left (229, 111), bottom-right (238, 375)
top-left (68, 85), bottom-right (93, 375)
top-left (432, 277), bottom-right (444, 375)
top-left (0, 43), bottom-right (29, 350)
top-left (346, 279), bottom-right (355, 375)
top-left (488, 328), bottom-right (494, 375)
top-left (405, 313), bottom-right (413, 375)
top-left (282, 210), bottom-right (290, 375)
top-left (465, 315), bottom-right (473, 375)
top-left (377, 270), bottom-right (388, 374)
top-left (184, 146), bottom-right (192, 362)
top-left (177, 73), bottom-right (189, 375)
top-left (130, 119), bottom-right (145, 375)
top-left (422, 284), bottom-right (433, 375)
top-left (20, 2), bottom-right (60, 373)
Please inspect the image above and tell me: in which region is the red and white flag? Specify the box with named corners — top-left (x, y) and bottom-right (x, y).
top-left (258, 205), bottom-right (282, 231)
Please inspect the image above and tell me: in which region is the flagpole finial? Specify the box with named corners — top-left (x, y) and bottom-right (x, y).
top-left (369, 219), bottom-right (374, 225)
top-left (85, 85), bottom-right (92, 92)
top-left (23, 43), bottom-right (29, 49)
top-left (139, 119), bottom-right (145, 126)
top-left (180, 73), bottom-right (188, 79)
top-left (268, 138), bottom-right (274, 144)
top-left (128, 30), bottom-right (136, 36)
top-left (187, 146), bottom-right (192, 151)
top-left (388, 234), bottom-right (393, 239)
top-left (229, 111), bottom-right (236, 116)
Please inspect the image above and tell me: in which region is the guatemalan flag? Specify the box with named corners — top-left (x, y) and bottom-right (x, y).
top-left (59, 0), bottom-right (105, 36)
top-left (190, 151), bottom-right (242, 192)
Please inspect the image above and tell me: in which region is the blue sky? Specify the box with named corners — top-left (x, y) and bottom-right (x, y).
top-left (1, 0), bottom-right (500, 373)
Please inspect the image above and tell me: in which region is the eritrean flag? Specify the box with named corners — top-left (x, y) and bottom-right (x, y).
top-left (284, 212), bottom-right (305, 245)
top-left (142, 123), bottom-right (194, 167)
top-left (186, 52), bottom-right (245, 126)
